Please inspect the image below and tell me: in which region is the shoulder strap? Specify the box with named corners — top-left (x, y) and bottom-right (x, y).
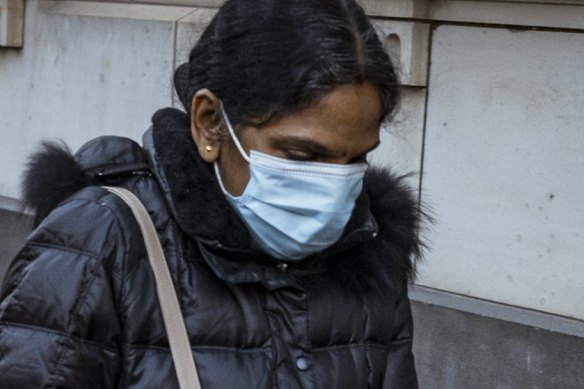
top-left (102, 186), bottom-right (201, 389)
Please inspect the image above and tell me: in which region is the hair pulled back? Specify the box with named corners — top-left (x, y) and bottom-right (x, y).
top-left (174, 0), bottom-right (399, 127)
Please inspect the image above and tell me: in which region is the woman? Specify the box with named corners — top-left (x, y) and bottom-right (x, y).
top-left (0, 0), bottom-right (425, 387)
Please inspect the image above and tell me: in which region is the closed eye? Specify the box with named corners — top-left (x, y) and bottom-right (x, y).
top-left (284, 149), bottom-right (318, 161)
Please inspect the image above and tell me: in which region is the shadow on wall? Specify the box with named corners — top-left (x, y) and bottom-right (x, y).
top-left (0, 209), bottom-right (33, 285)
top-left (412, 301), bottom-right (584, 389)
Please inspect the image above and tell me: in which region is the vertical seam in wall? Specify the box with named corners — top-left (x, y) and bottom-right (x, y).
top-left (171, 15), bottom-right (179, 107)
top-left (417, 24), bottom-right (435, 203)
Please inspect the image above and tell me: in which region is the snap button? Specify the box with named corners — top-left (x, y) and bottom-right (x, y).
top-left (296, 357), bottom-right (310, 371)
top-left (277, 262), bottom-right (288, 272)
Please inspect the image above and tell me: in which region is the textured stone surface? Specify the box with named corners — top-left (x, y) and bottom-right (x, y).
top-left (0, 0), bottom-right (182, 199)
top-left (418, 25), bottom-right (584, 319)
top-left (412, 301), bottom-right (584, 389)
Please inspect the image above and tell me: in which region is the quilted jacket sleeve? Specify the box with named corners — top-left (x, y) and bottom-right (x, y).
top-left (382, 288), bottom-right (418, 388)
top-left (0, 190), bottom-right (129, 388)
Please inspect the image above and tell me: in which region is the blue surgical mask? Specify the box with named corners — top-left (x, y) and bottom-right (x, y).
top-left (214, 106), bottom-right (368, 260)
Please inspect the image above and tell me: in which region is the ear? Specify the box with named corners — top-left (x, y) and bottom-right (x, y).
top-left (190, 89), bottom-right (225, 163)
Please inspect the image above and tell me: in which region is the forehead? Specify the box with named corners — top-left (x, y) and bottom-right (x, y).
top-left (308, 82), bottom-right (383, 128)
top-left (262, 82), bottom-right (383, 150)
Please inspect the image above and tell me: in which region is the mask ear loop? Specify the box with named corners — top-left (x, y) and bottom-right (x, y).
top-left (213, 162), bottom-right (237, 198)
top-left (219, 102), bottom-right (251, 163)
top-left (214, 103), bottom-right (249, 199)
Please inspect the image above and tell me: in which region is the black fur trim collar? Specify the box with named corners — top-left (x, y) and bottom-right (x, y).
top-left (149, 108), bottom-right (253, 250)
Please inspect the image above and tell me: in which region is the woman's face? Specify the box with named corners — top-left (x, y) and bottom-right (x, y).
top-left (191, 82), bottom-right (383, 196)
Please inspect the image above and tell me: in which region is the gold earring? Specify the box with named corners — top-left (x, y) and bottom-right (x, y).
top-left (205, 145), bottom-right (213, 153)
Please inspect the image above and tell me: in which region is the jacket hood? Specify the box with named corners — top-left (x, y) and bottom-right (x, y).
top-left (21, 108), bottom-right (428, 291)
top-left (21, 137), bottom-right (150, 226)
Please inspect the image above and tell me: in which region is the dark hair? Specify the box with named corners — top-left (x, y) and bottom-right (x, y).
top-left (174, 0), bottom-right (399, 127)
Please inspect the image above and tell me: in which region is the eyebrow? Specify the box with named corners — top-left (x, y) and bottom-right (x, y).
top-left (271, 136), bottom-right (380, 157)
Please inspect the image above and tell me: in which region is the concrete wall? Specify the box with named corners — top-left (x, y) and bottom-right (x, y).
top-left (418, 25), bottom-right (584, 320)
top-left (1, 1), bottom-right (583, 387)
top-left (0, 1), bottom-right (190, 199)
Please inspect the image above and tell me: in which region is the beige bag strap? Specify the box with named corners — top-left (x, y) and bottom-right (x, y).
top-left (103, 186), bottom-right (201, 389)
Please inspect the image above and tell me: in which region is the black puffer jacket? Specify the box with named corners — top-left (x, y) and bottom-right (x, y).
top-left (0, 108), bottom-right (424, 388)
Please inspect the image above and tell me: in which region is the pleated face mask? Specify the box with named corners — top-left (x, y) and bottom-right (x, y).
top-left (214, 106), bottom-right (368, 260)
